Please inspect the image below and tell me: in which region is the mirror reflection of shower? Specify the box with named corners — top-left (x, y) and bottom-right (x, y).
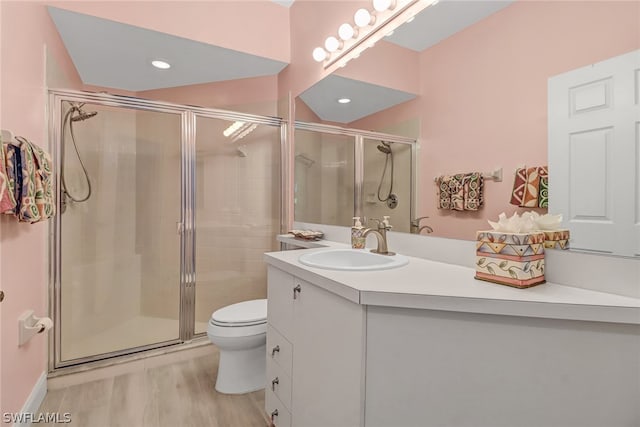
top-left (61, 102), bottom-right (96, 213)
top-left (376, 141), bottom-right (398, 209)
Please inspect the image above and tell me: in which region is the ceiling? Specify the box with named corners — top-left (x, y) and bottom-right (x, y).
top-left (300, 0), bottom-right (515, 123)
top-left (48, 1), bottom-right (514, 120)
top-left (385, 0), bottom-right (514, 51)
top-left (48, 6), bottom-right (288, 92)
top-left (299, 75), bottom-right (416, 123)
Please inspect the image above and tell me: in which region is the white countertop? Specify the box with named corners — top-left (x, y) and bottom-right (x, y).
top-left (267, 237), bottom-right (640, 325)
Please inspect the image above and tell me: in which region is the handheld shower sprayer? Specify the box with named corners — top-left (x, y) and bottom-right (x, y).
top-left (376, 141), bottom-right (397, 208)
top-left (60, 102), bottom-right (97, 211)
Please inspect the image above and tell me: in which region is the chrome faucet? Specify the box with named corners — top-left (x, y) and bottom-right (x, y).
top-left (410, 216), bottom-right (433, 234)
top-left (363, 216), bottom-right (395, 255)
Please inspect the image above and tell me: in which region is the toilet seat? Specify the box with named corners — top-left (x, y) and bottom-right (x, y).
top-left (210, 299), bottom-right (267, 326)
top-left (208, 299), bottom-right (267, 338)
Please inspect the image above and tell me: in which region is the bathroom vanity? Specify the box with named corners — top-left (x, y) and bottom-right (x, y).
top-left (264, 246), bottom-right (640, 427)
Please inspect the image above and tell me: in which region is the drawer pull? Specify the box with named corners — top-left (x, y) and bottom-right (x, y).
top-left (293, 284), bottom-right (302, 299)
top-left (271, 345), bottom-right (280, 356)
top-left (271, 377), bottom-right (279, 391)
top-left (271, 409), bottom-right (279, 421)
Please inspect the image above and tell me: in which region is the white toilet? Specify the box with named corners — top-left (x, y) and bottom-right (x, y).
top-left (207, 299), bottom-right (267, 394)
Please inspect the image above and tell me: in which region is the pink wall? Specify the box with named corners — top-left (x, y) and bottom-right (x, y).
top-left (139, 75), bottom-right (279, 115)
top-left (0, 1), bottom-right (82, 416)
top-left (418, 0), bottom-right (640, 240)
top-left (336, 40), bottom-right (419, 95)
top-left (49, 1), bottom-right (290, 63)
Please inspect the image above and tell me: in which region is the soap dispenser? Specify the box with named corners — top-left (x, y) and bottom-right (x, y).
top-left (351, 217), bottom-right (365, 249)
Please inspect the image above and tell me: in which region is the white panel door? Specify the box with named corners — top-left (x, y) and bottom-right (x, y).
top-left (549, 49), bottom-right (640, 256)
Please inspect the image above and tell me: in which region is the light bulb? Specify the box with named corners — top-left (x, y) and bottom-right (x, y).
top-left (338, 98), bottom-right (351, 104)
top-left (312, 47), bottom-right (327, 62)
top-left (373, 0), bottom-right (395, 12)
top-left (338, 23), bottom-right (356, 41)
top-left (354, 8), bottom-right (374, 27)
top-left (324, 36), bottom-right (341, 53)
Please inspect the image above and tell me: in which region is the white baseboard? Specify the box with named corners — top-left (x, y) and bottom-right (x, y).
top-left (13, 371), bottom-right (47, 427)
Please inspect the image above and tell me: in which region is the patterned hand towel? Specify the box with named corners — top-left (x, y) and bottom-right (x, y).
top-left (436, 175), bottom-right (453, 209)
top-left (538, 175), bottom-right (549, 208)
top-left (522, 166), bottom-right (548, 208)
top-left (15, 137), bottom-right (56, 223)
top-left (0, 137), bottom-right (17, 214)
top-left (462, 172), bottom-right (484, 211)
top-left (3, 143), bottom-right (22, 215)
top-left (510, 167), bottom-right (527, 206)
top-left (438, 173), bottom-right (484, 211)
top-left (450, 174), bottom-right (466, 211)
top-left (511, 166), bottom-right (548, 208)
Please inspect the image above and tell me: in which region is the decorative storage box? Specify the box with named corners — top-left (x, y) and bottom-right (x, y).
top-left (542, 229), bottom-right (570, 250)
top-left (475, 231), bottom-right (546, 288)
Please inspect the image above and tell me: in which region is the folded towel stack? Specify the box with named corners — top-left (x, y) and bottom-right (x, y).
top-left (437, 172), bottom-right (484, 211)
top-left (511, 166), bottom-right (548, 208)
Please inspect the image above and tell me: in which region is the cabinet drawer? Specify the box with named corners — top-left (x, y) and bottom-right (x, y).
top-left (267, 324), bottom-right (293, 377)
top-left (265, 388), bottom-right (292, 427)
top-left (267, 357), bottom-right (292, 410)
top-left (267, 266), bottom-right (294, 338)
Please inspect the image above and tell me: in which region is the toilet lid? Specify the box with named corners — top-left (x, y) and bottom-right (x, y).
top-left (211, 299), bottom-right (267, 326)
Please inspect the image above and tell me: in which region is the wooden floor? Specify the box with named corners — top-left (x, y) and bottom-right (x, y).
top-left (38, 352), bottom-right (269, 427)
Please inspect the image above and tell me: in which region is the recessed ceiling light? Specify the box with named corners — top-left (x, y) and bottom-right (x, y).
top-left (338, 98), bottom-right (351, 104)
top-left (151, 60), bottom-right (171, 69)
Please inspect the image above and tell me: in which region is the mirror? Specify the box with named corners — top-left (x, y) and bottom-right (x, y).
top-left (294, 0), bottom-right (640, 256)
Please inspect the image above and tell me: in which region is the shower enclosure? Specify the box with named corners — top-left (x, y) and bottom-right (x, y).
top-left (49, 90), bottom-right (283, 371)
top-left (294, 122), bottom-right (416, 232)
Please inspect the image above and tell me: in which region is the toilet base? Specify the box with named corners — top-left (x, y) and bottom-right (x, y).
top-left (215, 343), bottom-right (266, 394)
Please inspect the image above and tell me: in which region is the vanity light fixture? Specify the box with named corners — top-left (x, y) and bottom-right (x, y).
top-left (338, 98), bottom-right (352, 104)
top-left (338, 23), bottom-right (357, 41)
top-left (313, 0), bottom-right (435, 71)
top-left (324, 36), bottom-right (342, 53)
top-left (151, 59), bottom-right (171, 69)
top-left (373, 0), bottom-right (396, 12)
top-left (354, 8), bottom-right (375, 28)
top-left (312, 47), bottom-right (328, 62)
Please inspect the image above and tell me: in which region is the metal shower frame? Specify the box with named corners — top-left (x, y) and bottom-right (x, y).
top-left (48, 89), bottom-right (287, 374)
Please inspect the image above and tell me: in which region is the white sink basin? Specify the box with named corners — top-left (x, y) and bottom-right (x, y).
top-left (298, 249), bottom-right (409, 271)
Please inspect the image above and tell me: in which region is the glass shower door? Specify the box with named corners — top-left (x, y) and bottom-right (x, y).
top-left (58, 101), bottom-right (182, 363)
top-left (193, 115), bottom-right (282, 334)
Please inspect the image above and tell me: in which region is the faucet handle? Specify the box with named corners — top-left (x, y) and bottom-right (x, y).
top-left (411, 216), bottom-right (430, 226)
top-left (382, 216), bottom-right (392, 230)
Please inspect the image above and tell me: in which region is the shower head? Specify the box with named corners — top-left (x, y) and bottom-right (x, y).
top-left (71, 109), bottom-right (98, 122)
top-left (377, 141), bottom-right (391, 154)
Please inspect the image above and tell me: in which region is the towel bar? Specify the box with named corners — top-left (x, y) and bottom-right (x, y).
top-left (434, 167), bottom-right (502, 182)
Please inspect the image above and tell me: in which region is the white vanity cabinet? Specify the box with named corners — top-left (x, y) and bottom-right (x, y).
top-left (266, 266), bottom-right (366, 427)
